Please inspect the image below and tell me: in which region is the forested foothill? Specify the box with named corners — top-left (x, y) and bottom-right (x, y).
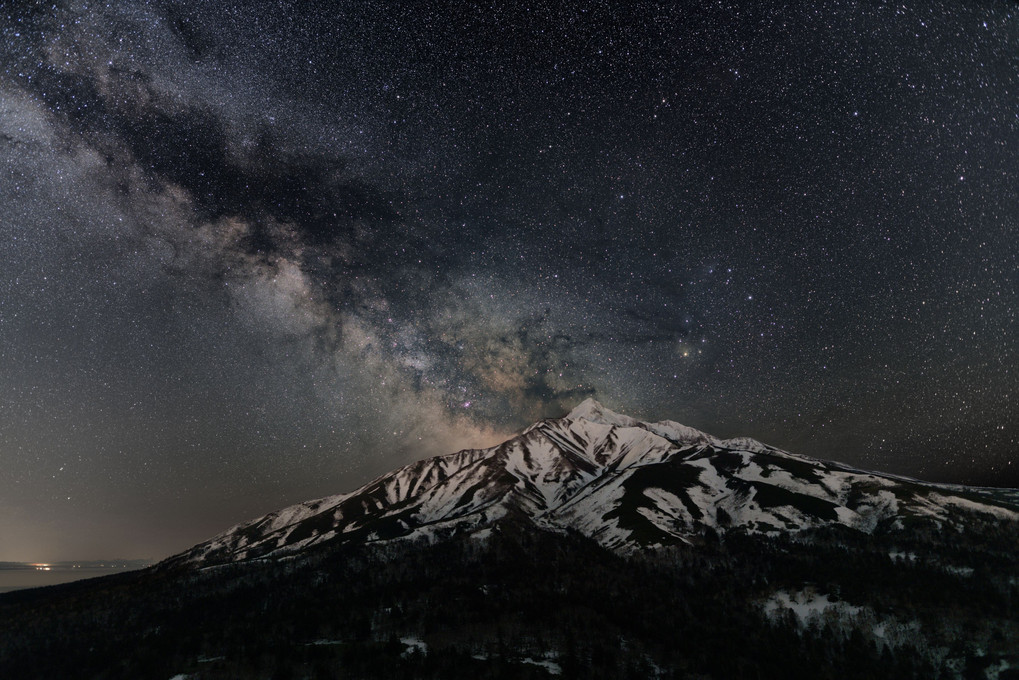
top-left (2, 513), bottom-right (1017, 679)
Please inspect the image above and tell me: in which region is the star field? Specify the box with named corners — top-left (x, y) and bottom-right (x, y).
top-left (0, 1), bottom-right (1015, 560)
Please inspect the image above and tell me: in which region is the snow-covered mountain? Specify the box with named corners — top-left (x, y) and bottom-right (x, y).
top-left (169, 399), bottom-right (1019, 567)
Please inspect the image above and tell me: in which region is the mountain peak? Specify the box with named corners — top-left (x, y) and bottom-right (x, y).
top-left (566, 398), bottom-right (639, 427)
top-left (166, 401), bottom-right (1019, 569)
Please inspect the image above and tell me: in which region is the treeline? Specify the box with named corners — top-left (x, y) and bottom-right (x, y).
top-left (0, 518), bottom-right (1016, 679)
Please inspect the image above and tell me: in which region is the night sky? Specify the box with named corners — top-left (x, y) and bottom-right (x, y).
top-left (1, 1), bottom-right (1016, 561)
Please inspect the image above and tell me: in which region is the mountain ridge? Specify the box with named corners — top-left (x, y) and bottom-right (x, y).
top-left (166, 400), bottom-right (1019, 568)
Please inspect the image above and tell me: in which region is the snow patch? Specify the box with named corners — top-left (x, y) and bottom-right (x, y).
top-left (400, 636), bottom-right (428, 657)
top-left (944, 565), bottom-right (975, 577)
top-left (986, 659), bottom-right (1016, 680)
top-left (928, 491), bottom-right (1019, 520)
top-left (470, 527), bottom-right (493, 541)
top-left (521, 656), bottom-right (562, 675)
top-left (763, 589), bottom-right (862, 623)
top-left (889, 551), bottom-right (917, 562)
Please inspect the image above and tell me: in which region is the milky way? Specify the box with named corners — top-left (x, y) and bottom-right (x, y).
top-left (1, 1), bottom-right (1015, 560)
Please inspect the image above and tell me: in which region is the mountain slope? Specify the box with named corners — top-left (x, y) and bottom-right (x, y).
top-left (169, 399), bottom-right (1019, 567)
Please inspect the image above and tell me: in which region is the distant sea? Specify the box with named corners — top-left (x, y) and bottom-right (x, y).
top-left (0, 561), bottom-right (152, 593)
